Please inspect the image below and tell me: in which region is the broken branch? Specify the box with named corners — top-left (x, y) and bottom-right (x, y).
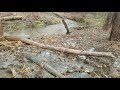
top-left (1, 16), bottom-right (23, 21)
top-left (62, 19), bottom-right (70, 34)
top-left (4, 34), bottom-right (115, 57)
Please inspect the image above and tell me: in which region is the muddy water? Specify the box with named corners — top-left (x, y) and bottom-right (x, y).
top-left (6, 19), bottom-right (79, 38)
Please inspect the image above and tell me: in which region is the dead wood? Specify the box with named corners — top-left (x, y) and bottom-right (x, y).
top-left (24, 52), bottom-right (66, 78)
top-left (1, 16), bottom-right (23, 21)
top-left (62, 19), bottom-right (70, 34)
top-left (4, 34), bottom-right (115, 57)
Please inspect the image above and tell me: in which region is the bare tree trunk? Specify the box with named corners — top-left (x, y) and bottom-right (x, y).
top-left (103, 12), bottom-right (120, 41)
top-left (102, 12), bottom-right (114, 31)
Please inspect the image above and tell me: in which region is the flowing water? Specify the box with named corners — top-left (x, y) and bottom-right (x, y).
top-left (6, 19), bottom-right (79, 38)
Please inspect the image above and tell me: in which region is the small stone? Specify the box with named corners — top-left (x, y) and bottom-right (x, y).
top-left (68, 70), bottom-right (74, 73)
top-left (18, 47), bottom-right (23, 50)
top-left (78, 55), bottom-right (86, 60)
top-left (67, 72), bottom-right (81, 78)
top-left (72, 58), bottom-right (76, 61)
top-left (61, 59), bottom-right (64, 62)
top-left (87, 47), bottom-right (95, 52)
top-left (113, 57), bottom-right (120, 70)
top-left (84, 68), bottom-right (91, 73)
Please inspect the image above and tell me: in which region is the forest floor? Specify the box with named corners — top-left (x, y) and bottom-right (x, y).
top-left (0, 12), bottom-right (120, 78)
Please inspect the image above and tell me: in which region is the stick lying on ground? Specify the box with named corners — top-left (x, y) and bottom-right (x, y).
top-left (4, 34), bottom-right (115, 57)
top-left (24, 52), bottom-right (66, 78)
top-left (1, 16), bottom-right (23, 21)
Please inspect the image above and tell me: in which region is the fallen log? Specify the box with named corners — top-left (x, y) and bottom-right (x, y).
top-left (4, 34), bottom-right (115, 57)
top-left (24, 52), bottom-right (66, 78)
top-left (1, 16), bottom-right (23, 21)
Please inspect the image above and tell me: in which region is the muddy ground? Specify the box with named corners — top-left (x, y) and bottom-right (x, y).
top-left (0, 12), bottom-right (120, 78)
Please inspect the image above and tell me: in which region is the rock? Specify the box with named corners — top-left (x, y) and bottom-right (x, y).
top-left (67, 72), bottom-right (92, 78)
top-left (2, 60), bottom-right (22, 69)
top-left (67, 72), bottom-right (82, 78)
top-left (78, 55), bottom-right (86, 60)
top-left (80, 72), bottom-right (92, 78)
top-left (84, 68), bottom-right (91, 73)
top-left (113, 56), bottom-right (120, 70)
top-left (87, 47), bottom-right (95, 52)
top-left (17, 47), bottom-right (23, 50)
top-left (110, 56), bottom-right (120, 77)
top-left (36, 50), bottom-right (58, 61)
top-left (40, 50), bottom-right (51, 57)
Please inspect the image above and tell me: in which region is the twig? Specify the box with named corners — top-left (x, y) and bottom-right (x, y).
top-left (62, 19), bottom-right (70, 34)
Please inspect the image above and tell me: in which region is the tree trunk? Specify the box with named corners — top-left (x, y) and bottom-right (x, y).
top-left (102, 12), bottom-right (113, 30)
top-left (103, 12), bottom-right (120, 41)
top-left (109, 12), bottom-right (120, 41)
top-left (0, 22), bottom-right (4, 41)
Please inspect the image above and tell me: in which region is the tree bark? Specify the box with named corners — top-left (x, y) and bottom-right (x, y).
top-left (62, 19), bottom-right (70, 34)
top-left (4, 34), bottom-right (115, 57)
top-left (103, 12), bottom-right (120, 41)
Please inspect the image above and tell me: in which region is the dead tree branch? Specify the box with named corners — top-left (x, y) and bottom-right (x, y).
top-left (4, 34), bottom-right (115, 57)
top-left (1, 16), bottom-right (23, 21)
top-left (62, 19), bottom-right (70, 34)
